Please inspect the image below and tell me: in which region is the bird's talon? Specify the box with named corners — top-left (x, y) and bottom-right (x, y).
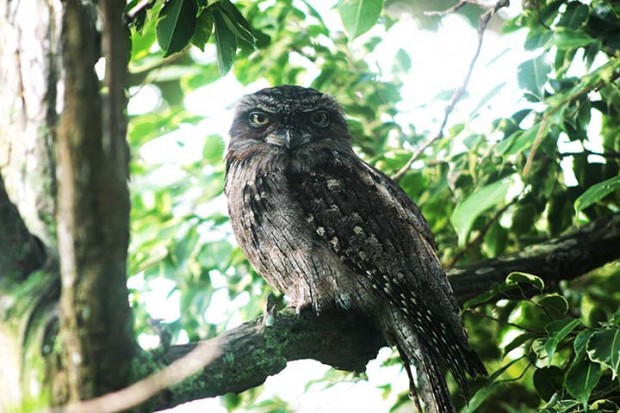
top-left (262, 293), bottom-right (278, 327)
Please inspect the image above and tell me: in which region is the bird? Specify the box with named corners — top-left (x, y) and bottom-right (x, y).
top-left (224, 85), bottom-right (486, 412)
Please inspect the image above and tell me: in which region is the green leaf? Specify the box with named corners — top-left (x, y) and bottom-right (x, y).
top-left (461, 382), bottom-right (503, 413)
top-left (392, 48), bottom-right (411, 74)
top-left (565, 359), bottom-right (601, 409)
top-left (203, 135), bottom-right (225, 165)
top-left (337, 0), bottom-right (384, 39)
top-left (217, 0), bottom-right (256, 47)
top-left (553, 29), bottom-right (595, 50)
top-left (557, 3), bottom-right (589, 30)
top-left (533, 366), bottom-right (564, 402)
top-left (517, 54), bottom-right (550, 101)
top-left (503, 332), bottom-right (537, 358)
top-left (191, 9), bottom-right (214, 50)
top-left (212, 8), bottom-right (237, 75)
top-left (574, 329), bottom-right (595, 362)
top-left (506, 272), bottom-right (545, 291)
top-left (587, 328), bottom-right (620, 379)
top-left (590, 399), bottom-right (619, 412)
top-left (544, 318), bottom-right (581, 365)
top-left (156, 0), bottom-right (197, 57)
top-left (451, 178), bottom-right (512, 246)
top-left (199, 241), bottom-right (234, 271)
top-left (537, 294), bottom-right (569, 318)
top-left (462, 284), bottom-right (506, 309)
top-left (461, 359), bottom-right (523, 412)
top-left (574, 176), bottom-right (620, 212)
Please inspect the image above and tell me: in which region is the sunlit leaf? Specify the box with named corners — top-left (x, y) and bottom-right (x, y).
top-left (553, 29), bottom-right (595, 50)
top-left (506, 272), bottom-right (545, 291)
top-left (461, 382), bottom-right (503, 413)
top-left (544, 318), bottom-right (581, 365)
top-left (503, 332), bottom-right (537, 358)
top-left (451, 178), bottom-right (512, 246)
top-left (518, 54), bottom-right (550, 100)
top-left (537, 294), bottom-right (569, 318)
top-left (574, 176), bottom-right (620, 212)
top-left (337, 0), bottom-right (384, 39)
top-left (203, 135), bottom-right (225, 165)
top-left (574, 329), bottom-right (595, 362)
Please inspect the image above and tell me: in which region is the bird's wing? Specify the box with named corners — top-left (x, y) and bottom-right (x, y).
top-left (287, 150), bottom-right (485, 390)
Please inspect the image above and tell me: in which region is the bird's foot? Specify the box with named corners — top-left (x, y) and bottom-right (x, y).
top-left (262, 293), bottom-right (278, 327)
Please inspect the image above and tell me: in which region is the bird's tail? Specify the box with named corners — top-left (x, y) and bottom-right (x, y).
top-left (392, 322), bottom-right (456, 413)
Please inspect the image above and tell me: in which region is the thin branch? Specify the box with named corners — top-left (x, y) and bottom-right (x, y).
top-left (425, 0), bottom-right (471, 17)
top-left (392, 0), bottom-right (509, 182)
top-left (126, 0), bottom-right (155, 23)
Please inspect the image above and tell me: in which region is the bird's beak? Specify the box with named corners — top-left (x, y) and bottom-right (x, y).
top-left (266, 128), bottom-right (310, 149)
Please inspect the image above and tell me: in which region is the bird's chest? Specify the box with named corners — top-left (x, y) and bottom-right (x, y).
top-left (227, 164), bottom-right (305, 249)
top-left (226, 162), bottom-right (324, 302)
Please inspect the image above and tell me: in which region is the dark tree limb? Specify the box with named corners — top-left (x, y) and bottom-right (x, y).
top-left (155, 310), bottom-right (383, 411)
top-left (448, 214), bottom-right (620, 304)
top-left (153, 214), bottom-right (620, 411)
top-left (0, 175), bottom-right (46, 282)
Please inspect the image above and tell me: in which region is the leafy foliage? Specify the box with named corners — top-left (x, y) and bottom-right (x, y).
top-left (125, 0), bottom-right (620, 411)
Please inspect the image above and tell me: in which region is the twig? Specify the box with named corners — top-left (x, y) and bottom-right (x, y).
top-left (126, 0), bottom-right (155, 23)
top-left (425, 0), bottom-right (477, 17)
top-left (392, 0), bottom-right (509, 182)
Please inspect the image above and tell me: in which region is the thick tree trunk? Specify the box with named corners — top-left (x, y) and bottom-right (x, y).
top-left (0, 1), bottom-right (61, 410)
top-left (56, 0), bottom-right (133, 403)
top-left (0, 0), bottom-right (133, 409)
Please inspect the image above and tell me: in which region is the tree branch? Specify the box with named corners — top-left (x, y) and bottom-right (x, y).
top-left (153, 310), bottom-right (383, 411)
top-left (448, 214), bottom-right (620, 303)
top-left (152, 214), bottom-right (620, 411)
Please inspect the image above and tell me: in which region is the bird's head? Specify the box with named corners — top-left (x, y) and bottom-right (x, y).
top-left (227, 85), bottom-right (353, 164)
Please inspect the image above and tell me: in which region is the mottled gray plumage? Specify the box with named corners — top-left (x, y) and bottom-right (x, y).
top-left (225, 85), bottom-right (486, 412)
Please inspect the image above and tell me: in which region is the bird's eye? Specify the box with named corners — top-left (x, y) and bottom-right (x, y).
top-left (310, 111), bottom-right (329, 127)
top-left (249, 112), bottom-right (271, 127)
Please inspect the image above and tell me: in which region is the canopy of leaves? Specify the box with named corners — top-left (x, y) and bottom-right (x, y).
top-left (125, 0), bottom-right (620, 411)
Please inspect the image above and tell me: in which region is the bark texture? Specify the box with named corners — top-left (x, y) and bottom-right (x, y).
top-left (0, 1), bottom-right (61, 409)
top-left (0, 0), bottom-right (133, 409)
top-left (56, 0), bottom-right (133, 403)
